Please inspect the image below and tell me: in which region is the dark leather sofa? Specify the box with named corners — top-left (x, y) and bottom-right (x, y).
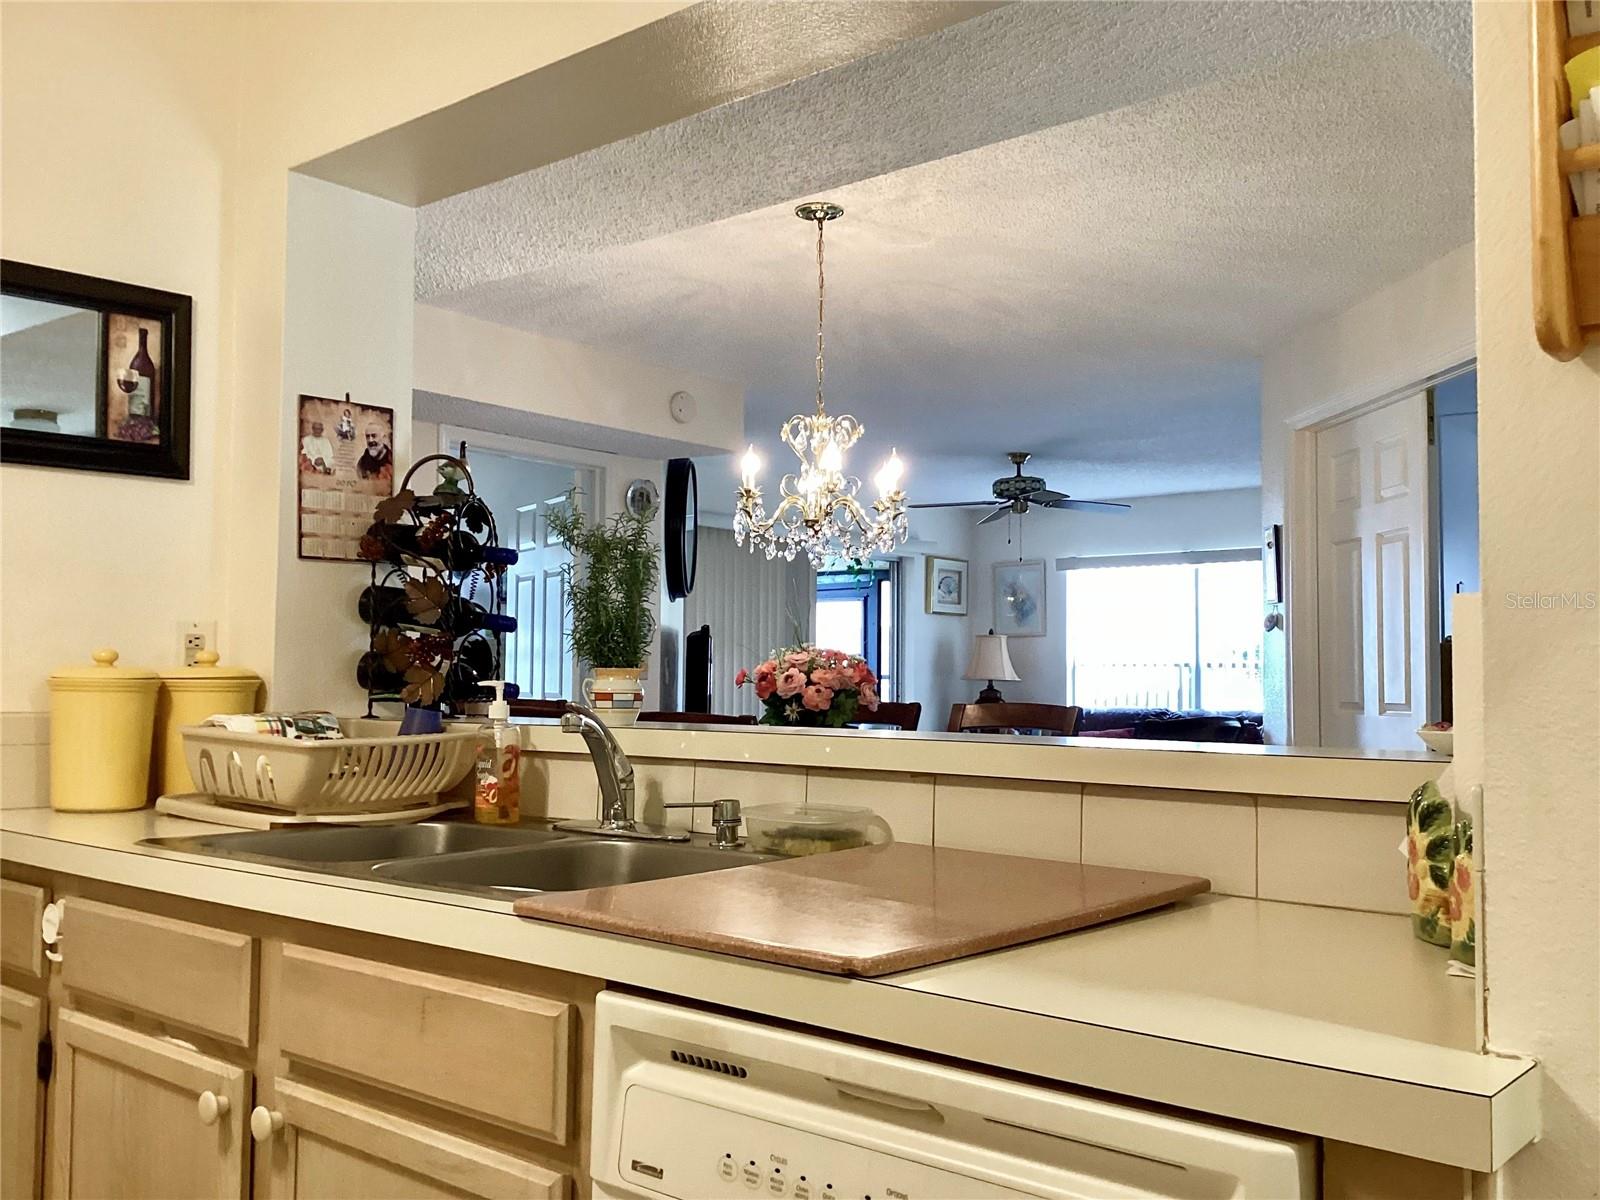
top-left (1077, 707), bottom-right (1265, 744)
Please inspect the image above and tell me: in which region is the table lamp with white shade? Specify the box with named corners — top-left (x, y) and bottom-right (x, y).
top-left (964, 629), bottom-right (1020, 704)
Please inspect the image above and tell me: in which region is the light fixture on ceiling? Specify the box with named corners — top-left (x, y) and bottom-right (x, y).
top-left (734, 202), bottom-right (907, 566)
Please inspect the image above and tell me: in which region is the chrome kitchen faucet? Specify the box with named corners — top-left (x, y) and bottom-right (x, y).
top-left (554, 701), bottom-right (690, 842)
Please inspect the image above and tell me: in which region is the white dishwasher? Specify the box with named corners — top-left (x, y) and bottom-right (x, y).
top-left (591, 992), bottom-right (1314, 1200)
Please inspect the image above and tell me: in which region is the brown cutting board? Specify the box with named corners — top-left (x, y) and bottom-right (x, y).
top-left (512, 843), bottom-right (1209, 976)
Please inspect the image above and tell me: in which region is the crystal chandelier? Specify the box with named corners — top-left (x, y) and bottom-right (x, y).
top-left (734, 202), bottom-right (908, 567)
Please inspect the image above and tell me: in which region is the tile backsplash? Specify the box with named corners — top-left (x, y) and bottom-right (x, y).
top-left (517, 749), bottom-right (1410, 916)
top-left (6, 714), bottom-right (1410, 917)
top-left (1, 712), bottom-right (49, 809)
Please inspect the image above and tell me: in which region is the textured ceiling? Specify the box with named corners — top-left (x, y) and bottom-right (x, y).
top-left (416, 2), bottom-right (1473, 502)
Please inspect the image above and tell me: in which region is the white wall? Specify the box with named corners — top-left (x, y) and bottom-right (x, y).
top-left (1472, 4), bottom-right (1600, 1196)
top-left (967, 489), bottom-right (1262, 706)
top-left (413, 305), bottom-right (744, 457)
top-left (1259, 243), bottom-right (1476, 744)
top-left (895, 507), bottom-right (979, 729)
top-left (273, 174), bottom-right (415, 713)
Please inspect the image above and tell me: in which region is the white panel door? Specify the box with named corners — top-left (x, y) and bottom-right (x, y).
top-left (504, 494), bottom-right (575, 701)
top-left (1315, 394), bottom-right (1432, 749)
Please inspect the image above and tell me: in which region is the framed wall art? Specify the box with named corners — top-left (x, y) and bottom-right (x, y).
top-left (993, 558), bottom-right (1047, 637)
top-left (924, 556), bottom-right (968, 616)
top-left (297, 393), bottom-right (394, 561)
top-left (0, 260), bottom-right (191, 479)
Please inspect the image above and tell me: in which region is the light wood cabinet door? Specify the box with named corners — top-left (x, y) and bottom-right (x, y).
top-left (49, 1008), bottom-right (250, 1200)
top-left (1, 986), bottom-right (46, 1200)
top-left (1, 880), bottom-right (47, 979)
top-left (257, 1079), bottom-right (566, 1200)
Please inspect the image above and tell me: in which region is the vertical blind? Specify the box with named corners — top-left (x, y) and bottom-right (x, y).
top-left (684, 527), bottom-right (815, 716)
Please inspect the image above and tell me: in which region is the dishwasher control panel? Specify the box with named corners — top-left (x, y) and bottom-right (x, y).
top-left (590, 991), bottom-right (1314, 1200)
top-left (616, 1086), bottom-right (1038, 1200)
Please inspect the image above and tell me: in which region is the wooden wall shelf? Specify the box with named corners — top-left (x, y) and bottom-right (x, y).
top-left (1532, 1), bottom-right (1600, 360)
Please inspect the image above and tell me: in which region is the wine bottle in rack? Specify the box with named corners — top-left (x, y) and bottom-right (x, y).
top-left (447, 655), bottom-right (521, 703)
top-left (359, 585), bottom-right (516, 635)
top-left (356, 651), bottom-right (405, 695)
top-left (365, 523), bottom-right (517, 571)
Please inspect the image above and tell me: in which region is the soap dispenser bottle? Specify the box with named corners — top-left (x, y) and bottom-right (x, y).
top-left (472, 681), bottom-right (521, 825)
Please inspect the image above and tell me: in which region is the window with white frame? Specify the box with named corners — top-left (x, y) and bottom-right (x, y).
top-left (1062, 550), bottom-right (1263, 712)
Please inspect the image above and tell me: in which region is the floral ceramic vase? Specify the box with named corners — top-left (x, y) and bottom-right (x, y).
top-left (1406, 780), bottom-right (1453, 946)
top-left (1449, 816), bottom-right (1475, 965)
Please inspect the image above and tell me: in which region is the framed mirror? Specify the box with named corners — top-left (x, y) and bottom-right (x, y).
top-left (1, 260), bottom-right (191, 479)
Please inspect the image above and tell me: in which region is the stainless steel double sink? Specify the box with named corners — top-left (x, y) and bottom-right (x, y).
top-left (141, 822), bottom-right (777, 898)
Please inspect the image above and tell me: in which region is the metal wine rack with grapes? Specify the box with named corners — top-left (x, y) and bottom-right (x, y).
top-left (356, 453), bottom-right (517, 716)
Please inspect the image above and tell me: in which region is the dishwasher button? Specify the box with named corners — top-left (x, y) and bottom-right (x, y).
top-left (719, 1157), bottom-right (737, 1182)
top-left (742, 1163), bottom-right (762, 1189)
top-left (793, 1181), bottom-right (812, 1200)
top-left (766, 1171), bottom-right (787, 1195)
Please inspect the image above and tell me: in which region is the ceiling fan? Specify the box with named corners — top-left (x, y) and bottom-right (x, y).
top-left (909, 452), bottom-right (1132, 526)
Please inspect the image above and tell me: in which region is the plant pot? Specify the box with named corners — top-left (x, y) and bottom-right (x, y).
top-left (582, 666), bottom-right (644, 726)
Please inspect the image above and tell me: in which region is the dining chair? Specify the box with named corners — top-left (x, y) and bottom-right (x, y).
top-left (848, 701), bottom-right (922, 732)
top-left (946, 702), bottom-right (1083, 736)
top-left (636, 711), bottom-right (758, 726)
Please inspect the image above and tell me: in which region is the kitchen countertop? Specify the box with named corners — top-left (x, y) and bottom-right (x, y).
top-left (0, 807), bottom-right (1537, 1172)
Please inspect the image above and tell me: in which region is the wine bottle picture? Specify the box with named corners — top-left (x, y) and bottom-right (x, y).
top-left (125, 326), bottom-right (158, 418)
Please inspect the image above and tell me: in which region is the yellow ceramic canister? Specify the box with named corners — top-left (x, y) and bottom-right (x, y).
top-left (48, 648), bottom-right (160, 812)
top-left (152, 650), bottom-right (262, 799)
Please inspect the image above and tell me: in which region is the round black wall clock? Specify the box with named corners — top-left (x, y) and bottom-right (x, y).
top-left (664, 457), bottom-right (698, 600)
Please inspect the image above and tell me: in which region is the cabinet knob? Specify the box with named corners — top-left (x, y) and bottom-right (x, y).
top-left (250, 1106), bottom-right (285, 1143)
top-left (197, 1091), bottom-right (230, 1126)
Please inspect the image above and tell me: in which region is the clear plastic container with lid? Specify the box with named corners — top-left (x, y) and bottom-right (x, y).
top-left (741, 801), bottom-right (894, 857)
top-left (48, 648), bottom-right (160, 811)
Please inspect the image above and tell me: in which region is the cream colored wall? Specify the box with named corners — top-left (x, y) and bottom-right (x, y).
top-left (1259, 243), bottom-right (1476, 744)
top-left (0, 1), bottom-right (691, 753)
top-left (274, 174), bottom-right (416, 713)
top-left (413, 305), bottom-right (745, 455)
top-left (1472, 4), bottom-right (1600, 1196)
top-left (0, 3), bottom-right (238, 711)
top-left (219, 2), bottom-right (692, 701)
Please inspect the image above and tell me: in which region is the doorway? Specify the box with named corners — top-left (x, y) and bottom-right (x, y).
top-left (449, 444), bottom-right (595, 702)
top-left (1313, 393), bottom-right (1432, 749)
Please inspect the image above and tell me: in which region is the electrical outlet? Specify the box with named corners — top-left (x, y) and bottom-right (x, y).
top-left (179, 620), bottom-right (216, 666)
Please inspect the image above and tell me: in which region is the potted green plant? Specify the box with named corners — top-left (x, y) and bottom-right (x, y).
top-left (548, 498), bottom-right (659, 725)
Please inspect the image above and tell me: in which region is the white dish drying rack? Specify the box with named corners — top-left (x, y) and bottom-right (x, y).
top-left (156, 718), bottom-right (482, 828)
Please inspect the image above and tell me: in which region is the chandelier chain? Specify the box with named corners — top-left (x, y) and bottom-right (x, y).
top-left (815, 215), bottom-right (826, 416)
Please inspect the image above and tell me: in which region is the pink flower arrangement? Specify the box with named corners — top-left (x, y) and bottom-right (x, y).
top-left (736, 644), bottom-right (879, 727)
